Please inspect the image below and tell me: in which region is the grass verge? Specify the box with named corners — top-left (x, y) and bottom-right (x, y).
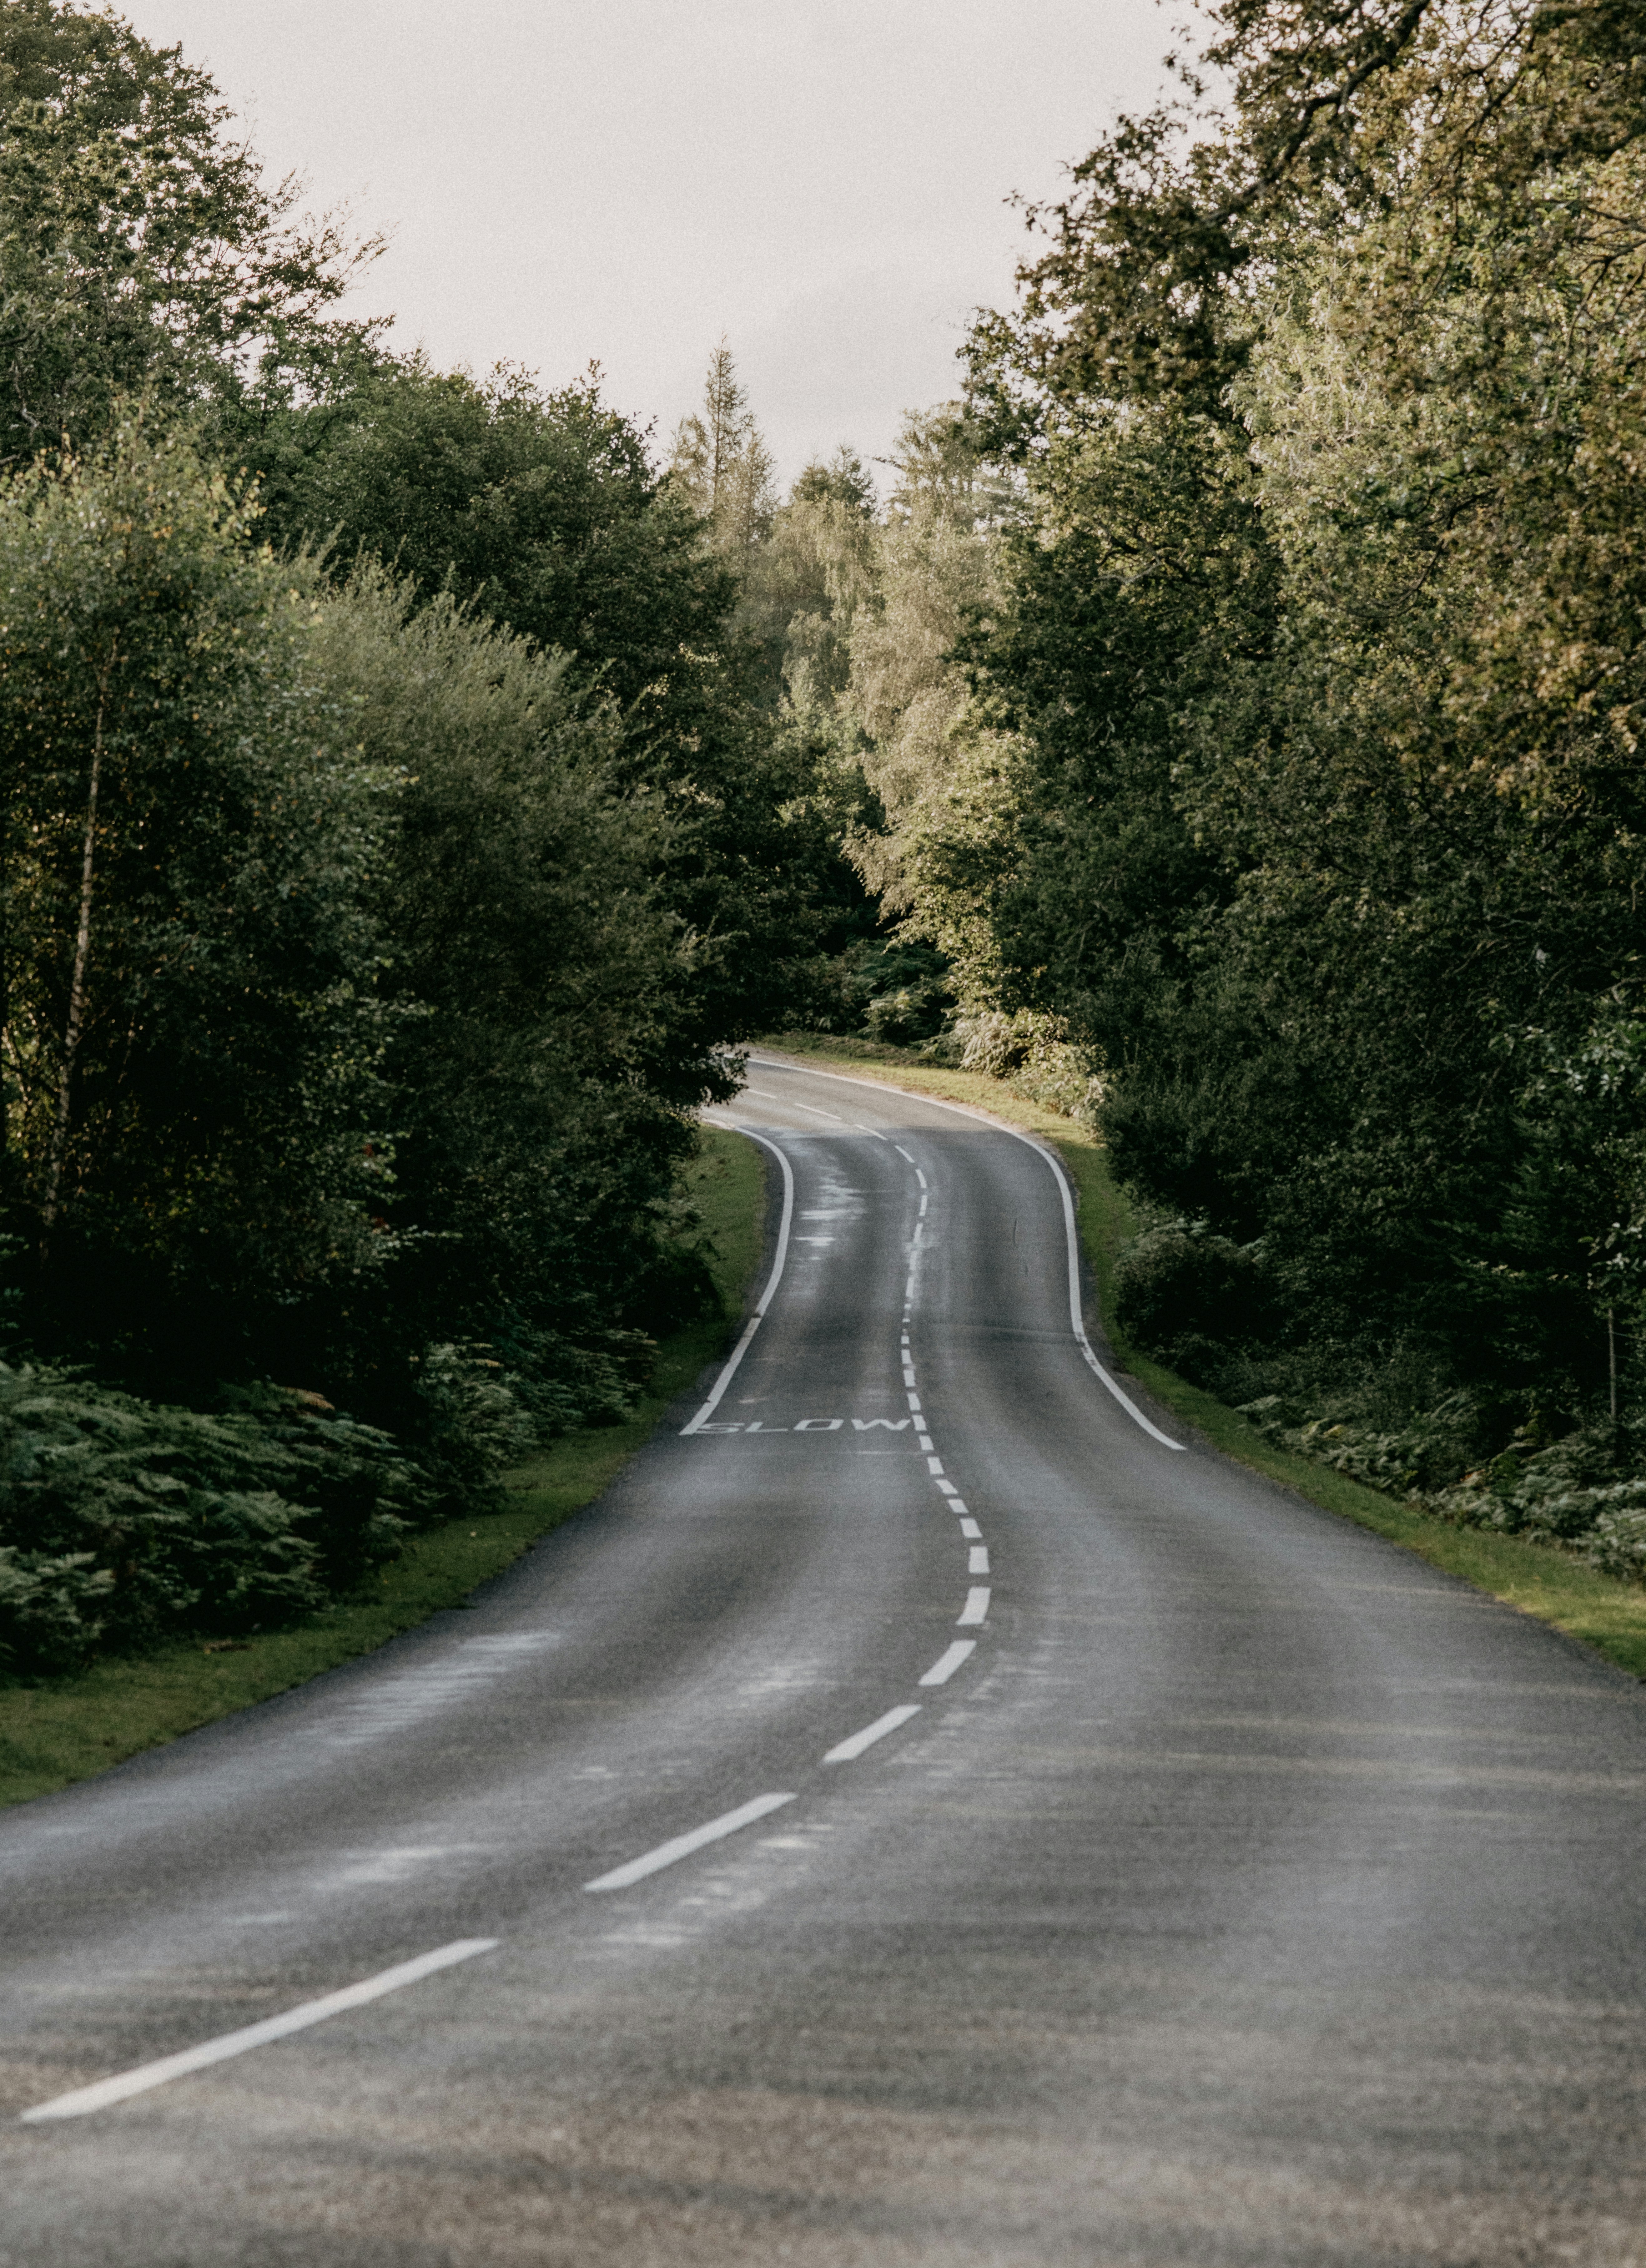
top-left (0, 1126), bottom-right (767, 1811)
top-left (760, 1031), bottom-right (1646, 1681)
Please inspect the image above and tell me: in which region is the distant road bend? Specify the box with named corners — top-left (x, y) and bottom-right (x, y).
top-left (3, 1054), bottom-right (1645, 2265)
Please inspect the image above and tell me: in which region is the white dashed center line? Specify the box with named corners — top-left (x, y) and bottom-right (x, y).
top-left (822, 1705), bottom-right (922, 1763)
top-left (585, 1793), bottom-right (797, 1892)
top-left (919, 1640), bottom-right (977, 1686)
top-left (19, 1941), bottom-right (499, 2123)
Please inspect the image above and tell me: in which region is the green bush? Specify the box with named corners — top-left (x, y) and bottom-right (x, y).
top-left (1113, 1219), bottom-right (1278, 1384)
top-left (1240, 1390), bottom-right (1646, 1587)
top-left (0, 1367), bottom-right (430, 1677)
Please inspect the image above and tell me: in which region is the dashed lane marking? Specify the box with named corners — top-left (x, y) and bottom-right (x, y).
top-left (584, 1793), bottom-right (796, 1892)
top-left (822, 1705), bottom-right (922, 1764)
top-left (919, 1641), bottom-right (977, 1687)
top-left (19, 1941), bottom-right (499, 2124)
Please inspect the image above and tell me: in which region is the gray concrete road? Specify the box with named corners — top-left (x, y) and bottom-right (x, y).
top-left (3, 1054), bottom-right (1645, 2265)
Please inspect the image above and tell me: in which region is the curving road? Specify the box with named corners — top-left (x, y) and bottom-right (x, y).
top-left (3, 1054), bottom-right (1646, 2265)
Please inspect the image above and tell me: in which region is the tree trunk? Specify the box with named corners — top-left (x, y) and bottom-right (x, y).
top-left (39, 656), bottom-right (115, 1257)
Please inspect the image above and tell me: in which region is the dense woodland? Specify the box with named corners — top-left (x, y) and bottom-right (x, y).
top-left (2, 0), bottom-right (1645, 1671)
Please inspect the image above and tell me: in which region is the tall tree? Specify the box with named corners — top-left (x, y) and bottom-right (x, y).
top-left (668, 339), bottom-right (776, 562)
top-left (0, 421), bottom-right (394, 1385)
top-left (263, 352), bottom-right (850, 1046)
top-left (950, 0), bottom-right (1646, 1405)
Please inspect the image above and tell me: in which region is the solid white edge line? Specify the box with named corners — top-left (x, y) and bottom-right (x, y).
top-left (822, 1703), bottom-right (922, 1763)
top-left (19, 1940), bottom-right (499, 2123)
top-left (958, 1587), bottom-right (990, 1626)
top-left (682, 1126), bottom-right (795, 1434)
top-left (584, 1792), bottom-right (796, 1892)
top-left (919, 1639), bottom-right (976, 1686)
top-left (745, 1057), bottom-right (1185, 1451)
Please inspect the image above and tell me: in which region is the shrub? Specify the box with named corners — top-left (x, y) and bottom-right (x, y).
top-left (0, 1366), bottom-right (429, 1676)
top-left (1113, 1219), bottom-right (1278, 1382)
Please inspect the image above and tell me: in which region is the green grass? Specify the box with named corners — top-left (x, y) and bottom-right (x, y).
top-left (761, 1032), bottom-right (1646, 1681)
top-left (0, 1125), bottom-right (767, 1811)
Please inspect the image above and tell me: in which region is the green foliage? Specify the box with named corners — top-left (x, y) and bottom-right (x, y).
top-left (254, 350), bottom-right (854, 1045)
top-left (1112, 1217), bottom-right (1279, 1388)
top-left (741, 445), bottom-right (878, 709)
top-left (253, 358), bottom-right (738, 740)
top-left (286, 563), bottom-right (738, 1444)
top-left (0, 0), bottom-right (383, 467)
top-left (0, 4), bottom-right (884, 1689)
top-left (0, 421), bottom-right (395, 1384)
top-left (0, 1364), bottom-right (427, 1676)
top-left (1242, 1389), bottom-right (1646, 1586)
top-left (667, 339), bottom-right (777, 564)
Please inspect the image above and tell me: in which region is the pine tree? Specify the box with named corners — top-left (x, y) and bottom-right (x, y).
top-left (669, 339), bottom-right (775, 561)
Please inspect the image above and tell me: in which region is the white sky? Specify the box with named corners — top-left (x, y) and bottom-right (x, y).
top-left (121, 0), bottom-right (1175, 491)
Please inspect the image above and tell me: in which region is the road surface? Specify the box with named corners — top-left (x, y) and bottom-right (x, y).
top-left (3, 1054), bottom-right (1645, 2265)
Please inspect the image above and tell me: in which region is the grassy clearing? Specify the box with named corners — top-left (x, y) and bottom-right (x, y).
top-left (0, 1126), bottom-right (767, 1810)
top-left (762, 1032), bottom-right (1646, 1680)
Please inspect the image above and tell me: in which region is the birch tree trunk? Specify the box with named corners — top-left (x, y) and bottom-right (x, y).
top-left (39, 651), bottom-right (116, 1256)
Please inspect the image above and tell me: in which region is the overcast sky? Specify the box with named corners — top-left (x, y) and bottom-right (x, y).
top-left (121, 0), bottom-right (1174, 490)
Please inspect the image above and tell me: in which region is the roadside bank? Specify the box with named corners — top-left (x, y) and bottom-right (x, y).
top-left (0, 1127), bottom-right (766, 1809)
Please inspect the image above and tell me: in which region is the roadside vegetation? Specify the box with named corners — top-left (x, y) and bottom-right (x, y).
top-left (761, 1036), bottom-right (1646, 1680)
top-left (0, 1127), bottom-right (764, 1806)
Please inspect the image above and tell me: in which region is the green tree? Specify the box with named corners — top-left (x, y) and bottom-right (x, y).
top-left (0, 421), bottom-right (394, 1387)
top-left (741, 446), bottom-right (877, 708)
top-left (262, 351), bottom-right (852, 1043)
top-left (950, 0), bottom-right (1646, 1408)
top-left (306, 564), bottom-right (724, 1437)
top-left (254, 358), bottom-right (735, 738)
top-left (0, 0), bottom-right (383, 466)
top-left (668, 338), bottom-right (776, 563)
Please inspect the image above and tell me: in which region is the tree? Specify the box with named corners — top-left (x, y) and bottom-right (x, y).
top-left (0, 0), bottom-right (384, 466)
top-left (740, 446), bottom-right (878, 709)
top-left (0, 421), bottom-right (394, 1387)
top-left (668, 339), bottom-right (776, 561)
top-left (254, 359), bottom-right (735, 736)
top-left (262, 351), bottom-right (853, 1044)
top-left (305, 564), bottom-right (724, 1434)
top-left (948, 0), bottom-right (1646, 1410)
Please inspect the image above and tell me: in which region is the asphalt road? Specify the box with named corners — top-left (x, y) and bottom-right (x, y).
top-left (4, 1054), bottom-right (1646, 2266)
